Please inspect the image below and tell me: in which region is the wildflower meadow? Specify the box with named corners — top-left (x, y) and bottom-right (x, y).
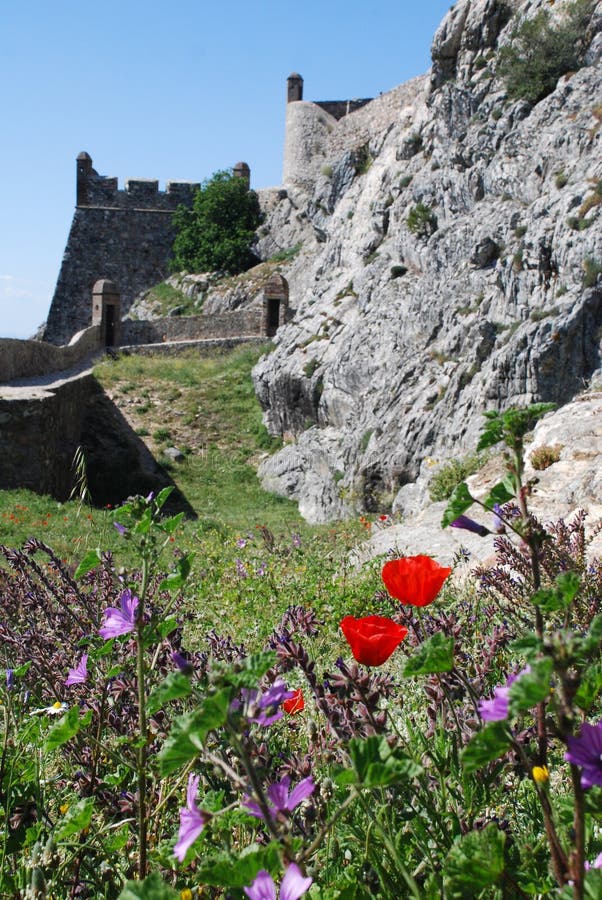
top-left (2, 402), bottom-right (602, 899)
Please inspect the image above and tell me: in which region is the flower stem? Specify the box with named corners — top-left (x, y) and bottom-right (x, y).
top-left (136, 555), bottom-right (151, 879)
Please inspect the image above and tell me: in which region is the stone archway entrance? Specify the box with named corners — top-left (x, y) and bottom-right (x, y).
top-left (92, 279), bottom-right (121, 347)
top-left (262, 274), bottom-right (290, 337)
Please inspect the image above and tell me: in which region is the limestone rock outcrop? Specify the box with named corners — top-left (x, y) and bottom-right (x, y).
top-left (252, 0), bottom-right (602, 523)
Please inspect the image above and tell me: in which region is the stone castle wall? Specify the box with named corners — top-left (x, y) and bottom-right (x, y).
top-left (0, 325), bottom-right (101, 383)
top-left (121, 308), bottom-right (266, 345)
top-left (282, 76), bottom-right (427, 190)
top-left (43, 154), bottom-right (200, 346)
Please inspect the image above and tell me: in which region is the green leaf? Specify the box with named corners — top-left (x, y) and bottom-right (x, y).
top-left (533, 571), bottom-right (580, 612)
top-left (118, 873), bottom-right (178, 900)
top-left (575, 661), bottom-right (602, 712)
top-left (74, 549), bottom-right (102, 579)
top-left (156, 617), bottom-right (178, 640)
top-left (44, 708), bottom-right (92, 752)
top-left (441, 482), bottom-right (474, 529)
top-left (160, 512), bottom-right (184, 535)
top-left (132, 507), bottom-right (153, 535)
top-left (477, 413), bottom-right (504, 451)
top-left (196, 843), bottom-right (281, 887)
top-left (147, 671), bottom-right (192, 716)
top-left (57, 798), bottom-right (94, 839)
top-left (443, 823), bottom-right (506, 896)
top-left (225, 652), bottom-right (277, 690)
top-left (347, 735), bottom-right (423, 787)
top-left (508, 658), bottom-right (552, 714)
top-left (153, 486), bottom-right (175, 511)
top-left (403, 632), bottom-right (454, 676)
top-left (483, 481), bottom-right (515, 510)
top-left (462, 721), bottom-right (511, 773)
top-left (580, 614), bottom-right (602, 658)
top-left (12, 661), bottom-right (32, 677)
top-left (158, 688), bottom-right (231, 776)
top-left (158, 552), bottom-right (194, 592)
top-left (509, 633), bottom-right (543, 659)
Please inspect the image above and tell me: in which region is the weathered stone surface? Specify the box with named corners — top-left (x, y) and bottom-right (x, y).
top-left (252, 0), bottom-right (602, 523)
top-left (354, 393), bottom-right (602, 567)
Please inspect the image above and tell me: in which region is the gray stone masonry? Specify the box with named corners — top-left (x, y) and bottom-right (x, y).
top-left (43, 153), bottom-right (200, 346)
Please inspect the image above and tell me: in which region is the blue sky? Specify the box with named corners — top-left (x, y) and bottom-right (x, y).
top-left (1, 0), bottom-right (453, 339)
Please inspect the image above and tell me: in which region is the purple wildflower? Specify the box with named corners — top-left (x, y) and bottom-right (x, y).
top-left (256, 562), bottom-right (268, 577)
top-left (236, 537), bottom-right (248, 549)
top-left (450, 515), bottom-right (490, 538)
top-left (255, 680), bottom-right (294, 725)
top-left (586, 852), bottom-right (602, 870)
top-left (565, 722), bottom-right (602, 789)
top-left (291, 533), bottom-right (302, 549)
top-left (113, 521), bottom-right (127, 536)
top-left (492, 503), bottom-right (506, 534)
top-left (6, 669), bottom-right (14, 690)
top-left (233, 680), bottom-right (295, 727)
top-left (171, 652), bottom-right (194, 676)
top-left (236, 558), bottom-right (249, 579)
top-left (99, 589), bottom-right (139, 640)
top-left (174, 774), bottom-right (208, 862)
top-left (478, 667), bottom-right (531, 722)
top-left (244, 864), bottom-right (312, 900)
top-left (244, 775), bottom-right (315, 821)
top-left (65, 654), bottom-right (88, 686)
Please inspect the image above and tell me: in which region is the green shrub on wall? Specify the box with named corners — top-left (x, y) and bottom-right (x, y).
top-left (497, 0), bottom-right (594, 105)
top-left (407, 203), bottom-right (438, 238)
top-left (171, 170), bottom-right (262, 275)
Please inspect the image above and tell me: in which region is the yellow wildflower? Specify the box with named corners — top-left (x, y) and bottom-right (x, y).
top-left (532, 765), bottom-right (550, 784)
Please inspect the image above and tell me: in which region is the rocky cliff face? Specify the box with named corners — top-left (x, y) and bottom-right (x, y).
top-left (252, 0), bottom-right (602, 523)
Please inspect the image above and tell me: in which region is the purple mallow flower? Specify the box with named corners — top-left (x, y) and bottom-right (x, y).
top-left (565, 722), bottom-right (602, 789)
top-left (65, 654), bottom-right (88, 686)
top-left (244, 864), bottom-right (312, 900)
top-left (99, 589), bottom-right (139, 639)
top-left (171, 652), bottom-right (193, 675)
top-left (6, 669), bottom-right (15, 690)
top-left (478, 667), bottom-right (531, 722)
top-left (113, 521), bottom-right (127, 536)
top-left (174, 774), bottom-right (208, 862)
top-left (244, 775), bottom-right (315, 822)
top-left (233, 680), bottom-right (295, 727)
top-left (450, 515), bottom-right (490, 538)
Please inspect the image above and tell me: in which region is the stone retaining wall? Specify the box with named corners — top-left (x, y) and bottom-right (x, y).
top-left (0, 372), bottom-right (96, 498)
top-left (0, 326), bottom-right (101, 383)
top-left (121, 308), bottom-right (265, 345)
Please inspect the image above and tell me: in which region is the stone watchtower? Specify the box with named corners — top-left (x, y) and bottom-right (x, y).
top-left (287, 73), bottom-right (303, 103)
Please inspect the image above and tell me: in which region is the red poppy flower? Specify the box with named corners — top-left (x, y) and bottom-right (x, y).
top-left (283, 689), bottom-right (305, 715)
top-left (381, 555), bottom-right (452, 607)
top-left (340, 615), bottom-right (408, 666)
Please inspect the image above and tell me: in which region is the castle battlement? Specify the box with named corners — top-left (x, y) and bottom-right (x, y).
top-left (76, 152), bottom-right (200, 211)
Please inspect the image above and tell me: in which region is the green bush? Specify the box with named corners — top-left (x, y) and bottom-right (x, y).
top-left (429, 453), bottom-right (486, 502)
top-left (583, 257), bottom-right (602, 288)
top-left (497, 0), bottom-right (594, 104)
top-left (171, 170), bottom-right (261, 275)
top-left (407, 203), bottom-right (438, 238)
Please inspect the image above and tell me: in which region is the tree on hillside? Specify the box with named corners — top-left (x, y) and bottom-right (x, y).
top-left (171, 170), bottom-right (262, 275)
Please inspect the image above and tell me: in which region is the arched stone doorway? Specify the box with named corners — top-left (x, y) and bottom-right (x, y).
top-left (92, 279), bottom-right (121, 347)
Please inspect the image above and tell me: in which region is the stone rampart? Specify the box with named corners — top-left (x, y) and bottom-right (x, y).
top-left (43, 153), bottom-right (200, 346)
top-left (121, 308), bottom-right (265, 345)
top-left (0, 326), bottom-right (101, 383)
top-left (0, 372), bottom-right (96, 499)
top-left (283, 76), bottom-right (428, 189)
